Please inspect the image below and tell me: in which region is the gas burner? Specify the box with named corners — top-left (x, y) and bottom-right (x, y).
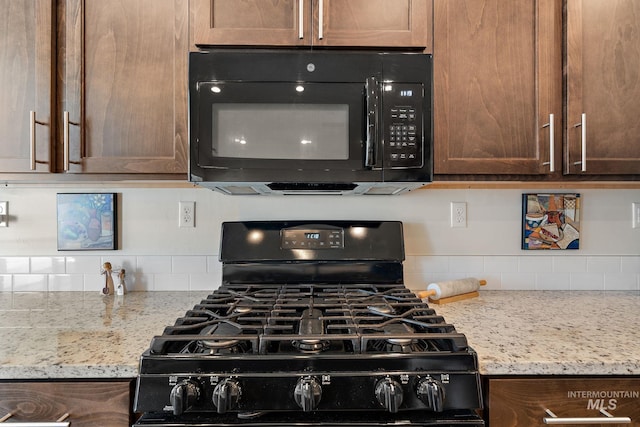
top-left (367, 304), bottom-right (395, 315)
top-left (385, 338), bottom-right (418, 353)
top-left (386, 337), bottom-right (415, 346)
top-left (383, 323), bottom-right (418, 353)
top-left (193, 323), bottom-right (239, 352)
top-left (290, 307), bottom-right (330, 353)
top-left (233, 306), bottom-right (252, 315)
top-left (291, 338), bottom-right (330, 353)
top-left (196, 338), bottom-right (242, 354)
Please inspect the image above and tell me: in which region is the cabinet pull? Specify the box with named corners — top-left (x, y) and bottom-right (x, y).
top-left (318, 0), bottom-right (324, 39)
top-left (63, 111), bottom-right (70, 171)
top-left (0, 412), bottom-right (70, 426)
top-left (29, 111), bottom-right (46, 171)
top-left (298, 0), bottom-right (304, 39)
top-left (542, 113), bottom-right (555, 172)
top-left (63, 111), bottom-right (80, 171)
top-left (544, 408), bottom-right (631, 425)
top-left (572, 113), bottom-right (587, 172)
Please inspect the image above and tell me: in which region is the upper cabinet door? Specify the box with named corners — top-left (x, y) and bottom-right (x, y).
top-left (313, 0), bottom-right (432, 49)
top-left (0, 0), bottom-right (53, 173)
top-left (60, 0), bottom-right (188, 174)
top-left (192, 0), bottom-right (309, 47)
top-left (566, 0), bottom-right (640, 175)
top-left (433, 0), bottom-right (562, 175)
top-left (191, 0), bottom-right (431, 49)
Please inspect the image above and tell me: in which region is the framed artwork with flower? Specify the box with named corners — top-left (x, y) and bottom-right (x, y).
top-left (57, 193), bottom-right (117, 250)
top-left (522, 193), bottom-right (580, 250)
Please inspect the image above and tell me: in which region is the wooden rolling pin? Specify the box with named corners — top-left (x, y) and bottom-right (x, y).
top-left (417, 278), bottom-right (486, 304)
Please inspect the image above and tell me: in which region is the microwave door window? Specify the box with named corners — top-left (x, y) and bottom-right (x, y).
top-left (211, 104), bottom-right (349, 160)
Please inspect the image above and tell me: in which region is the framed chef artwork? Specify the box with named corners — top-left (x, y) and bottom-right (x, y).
top-left (522, 193), bottom-right (580, 250)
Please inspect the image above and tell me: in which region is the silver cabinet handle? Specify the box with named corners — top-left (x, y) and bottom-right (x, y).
top-left (63, 111), bottom-right (70, 171)
top-left (298, 0), bottom-right (304, 39)
top-left (572, 113), bottom-right (587, 172)
top-left (542, 113), bottom-right (555, 172)
top-left (318, 0), bottom-right (324, 39)
top-left (29, 111), bottom-right (37, 170)
top-left (0, 412), bottom-right (70, 426)
top-left (29, 111), bottom-right (47, 171)
top-left (544, 408), bottom-right (631, 425)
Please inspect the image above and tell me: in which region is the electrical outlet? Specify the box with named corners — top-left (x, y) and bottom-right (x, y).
top-left (0, 201), bottom-right (7, 227)
top-left (179, 201), bottom-right (195, 228)
top-left (450, 202), bottom-right (467, 228)
top-left (633, 202), bottom-right (640, 229)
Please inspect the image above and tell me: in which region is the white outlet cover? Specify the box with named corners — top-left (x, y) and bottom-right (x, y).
top-left (179, 201), bottom-right (195, 228)
top-left (450, 202), bottom-right (467, 228)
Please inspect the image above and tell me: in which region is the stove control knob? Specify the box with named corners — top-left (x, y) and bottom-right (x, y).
top-left (375, 377), bottom-right (403, 413)
top-left (212, 379), bottom-right (241, 414)
top-left (416, 376), bottom-right (446, 412)
top-left (169, 379), bottom-right (201, 416)
top-left (294, 376), bottom-right (322, 412)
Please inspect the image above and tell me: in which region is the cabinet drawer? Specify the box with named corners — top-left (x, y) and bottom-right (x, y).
top-left (0, 381), bottom-right (132, 427)
top-left (488, 378), bottom-right (640, 426)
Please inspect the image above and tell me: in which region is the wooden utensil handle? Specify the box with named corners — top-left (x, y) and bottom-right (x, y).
top-left (417, 289), bottom-right (437, 299)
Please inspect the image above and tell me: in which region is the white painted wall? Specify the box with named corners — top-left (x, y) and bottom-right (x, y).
top-left (0, 186), bottom-right (638, 292)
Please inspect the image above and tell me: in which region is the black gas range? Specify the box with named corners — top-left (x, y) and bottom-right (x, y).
top-left (134, 221), bottom-right (483, 426)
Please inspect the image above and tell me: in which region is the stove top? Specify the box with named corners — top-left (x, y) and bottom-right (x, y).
top-left (134, 221), bottom-right (483, 425)
top-left (149, 283), bottom-right (469, 356)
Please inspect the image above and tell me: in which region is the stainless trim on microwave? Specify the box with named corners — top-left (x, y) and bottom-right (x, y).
top-left (190, 181), bottom-right (428, 196)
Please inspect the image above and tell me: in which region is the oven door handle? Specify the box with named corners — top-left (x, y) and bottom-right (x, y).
top-left (365, 76), bottom-right (380, 168)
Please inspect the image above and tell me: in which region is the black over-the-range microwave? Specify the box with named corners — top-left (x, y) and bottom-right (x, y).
top-left (189, 50), bottom-right (432, 195)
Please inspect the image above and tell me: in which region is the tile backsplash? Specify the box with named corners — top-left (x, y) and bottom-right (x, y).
top-left (1, 254), bottom-right (638, 292)
top-left (0, 186), bottom-right (638, 293)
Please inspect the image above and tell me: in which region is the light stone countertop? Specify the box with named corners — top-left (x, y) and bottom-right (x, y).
top-left (0, 291), bottom-right (199, 379)
top-left (0, 290), bottom-right (639, 379)
top-left (433, 290), bottom-right (640, 375)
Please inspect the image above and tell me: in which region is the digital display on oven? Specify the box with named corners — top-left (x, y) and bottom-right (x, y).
top-left (281, 228), bottom-right (344, 249)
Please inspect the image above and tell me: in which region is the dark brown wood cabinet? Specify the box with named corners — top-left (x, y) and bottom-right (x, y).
top-left (0, 380), bottom-right (132, 427)
top-left (59, 0), bottom-right (188, 174)
top-left (0, 1), bottom-right (54, 173)
top-left (487, 377), bottom-right (640, 426)
top-left (434, 0), bottom-right (640, 178)
top-left (0, 0), bottom-right (188, 177)
top-left (565, 0), bottom-right (640, 175)
top-left (191, 0), bottom-right (432, 49)
top-left (433, 0), bottom-right (562, 176)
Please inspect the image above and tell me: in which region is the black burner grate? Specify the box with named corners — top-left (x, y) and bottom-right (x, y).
top-left (149, 284), bottom-right (468, 356)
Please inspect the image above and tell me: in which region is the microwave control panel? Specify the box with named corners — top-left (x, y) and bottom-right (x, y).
top-left (383, 83), bottom-right (424, 169)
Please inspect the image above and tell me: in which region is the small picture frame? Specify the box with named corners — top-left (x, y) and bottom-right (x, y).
top-left (57, 193), bottom-right (117, 251)
top-left (522, 193), bottom-right (580, 250)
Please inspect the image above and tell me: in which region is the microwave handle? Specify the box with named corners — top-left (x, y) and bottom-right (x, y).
top-left (365, 77), bottom-right (380, 168)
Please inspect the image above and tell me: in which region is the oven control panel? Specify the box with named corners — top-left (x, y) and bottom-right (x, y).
top-left (281, 227), bottom-right (344, 249)
top-left (135, 371), bottom-right (481, 415)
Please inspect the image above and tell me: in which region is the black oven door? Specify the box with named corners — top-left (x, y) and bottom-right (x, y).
top-left (191, 81), bottom-right (378, 183)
